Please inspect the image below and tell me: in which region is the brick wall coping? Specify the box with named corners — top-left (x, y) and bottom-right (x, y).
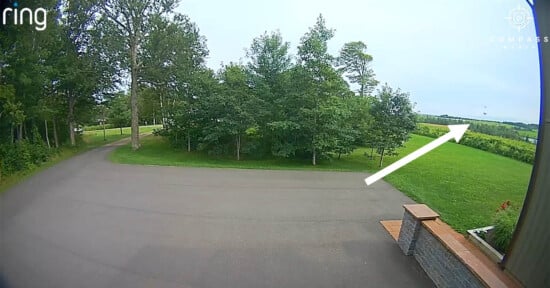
top-left (422, 219), bottom-right (520, 288)
top-left (403, 204), bottom-right (439, 220)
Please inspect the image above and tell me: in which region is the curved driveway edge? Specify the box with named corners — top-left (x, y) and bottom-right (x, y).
top-left (0, 143), bottom-right (433, 287)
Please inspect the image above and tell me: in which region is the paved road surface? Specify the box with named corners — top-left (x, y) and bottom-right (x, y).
top-left (0, 141), bottom-right (433, 287)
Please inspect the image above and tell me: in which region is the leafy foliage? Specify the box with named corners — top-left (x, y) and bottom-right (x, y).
top-left (369, 85), bottom-right (417, 166)
top-left (158, 14), bottom-right (412, 166)
top-left (108, 93), bottom-right (131, 134)
top-left (490, 203), bottom-right (520, 254)
top-left (1, 8), bottom-right (419, 182)
top-left (198, 63), bottom-right (258, 160)
top-left (337, 41), bottom-right (378, 96)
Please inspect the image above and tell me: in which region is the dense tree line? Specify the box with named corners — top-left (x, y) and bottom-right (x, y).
top-left (0, 0), bottom-right (175, 179)
top-left (158, 15), bottom-right (416, 166)
top-left (0, 0), bottom-right (114, 180)
top-left (1, 0), bottom-right (417, 182)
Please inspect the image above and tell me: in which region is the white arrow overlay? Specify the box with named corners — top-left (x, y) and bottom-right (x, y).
top-left (364, 124), bottom-right (469, 186)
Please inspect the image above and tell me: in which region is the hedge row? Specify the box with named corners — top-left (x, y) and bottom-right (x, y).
top-left (417, 115), bottom-right (533, 141)
top-left (415, 124), bottom-right (535, 164)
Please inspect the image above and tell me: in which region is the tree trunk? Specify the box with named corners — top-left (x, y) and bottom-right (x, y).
top-left (312, 147), bottom-right (317, 166)
top-left (159, 95), bottom-right (166, 128)
top-left (68, 94), bottom-right (76, 146)
top-left (17, 124), bottom-right (22, 141)
top-left (130, 38), bottom-right (140, 151)
top-left (53, 118), bottom-right (59, 148)
top-left (187, 130), bottom-right (191, 152)
top-left (69, 121), bottom-right (76, 146)
top-left (236, 134), bottom-right (241, 161)
top-left (120, 126), bottom-right (123, 135)
top-left (378, 148), bottom-right (385, 167)
top-left (44, 119), bottom-right (51, 149)
top-left (338, 152), bottom-right (342, 160)
top-left (23, 122), bottom-right (27, 139)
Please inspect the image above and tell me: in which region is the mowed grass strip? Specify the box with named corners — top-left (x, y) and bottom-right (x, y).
top-left (82, 125), bottom-right (161, 148)
top-left (110, 134), bottom-right (532, 232)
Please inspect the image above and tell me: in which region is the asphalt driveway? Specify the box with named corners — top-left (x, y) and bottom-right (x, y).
top-left (0, 142), bottom-right (433, 288)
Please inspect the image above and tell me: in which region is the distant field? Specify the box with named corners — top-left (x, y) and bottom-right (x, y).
top-left (469, 119), bottom-right (515, 128)
top-left (518, 129), bottom-right (538, 139)
top-left (419, 115), bottom-right (539, 141)
top-left (111, 134), bottom-right (532, 232)
top-left (420, 123), bottom-right (446, 128)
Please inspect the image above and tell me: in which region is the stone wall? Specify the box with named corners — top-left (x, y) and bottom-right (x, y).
top-left (396, 204), bottom-right (518, 288)
top-left (413, 224), bottom-right (484, 288)
top-left (397, 209), bottom-right (419, 256)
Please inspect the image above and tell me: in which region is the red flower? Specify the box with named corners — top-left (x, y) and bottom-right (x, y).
top-left (498, 200), bottom-right (511, 211)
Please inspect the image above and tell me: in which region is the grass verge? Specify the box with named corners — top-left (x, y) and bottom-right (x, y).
top-left (110, 134), bottom-right (532, 232)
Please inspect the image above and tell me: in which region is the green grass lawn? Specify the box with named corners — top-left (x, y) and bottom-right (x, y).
top-left (0, 125), bottom-right (161, 194)
top-left (384, 136), bottom-right (531, 232)
top-left (111, 134), bottom-right (532, 232)
top-left (82, 125), bottom-right (161, 147)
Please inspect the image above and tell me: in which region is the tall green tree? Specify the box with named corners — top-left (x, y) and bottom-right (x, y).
top-left (338, 41), bottom-right (378, 97)
top-left (141, 14), bottom-right (208, 151)
top-left (370, 84), bottom-right (416, 167)
top-left (54, 0), bottom-right (120, 146)
top-left (246, 31), bottom-right (292, 154)
top-left (334, 96), bottom-right (372, 159)
top-left (0, 0), bottom-right (73, 178)
top-left (292, 14), bottom-right (350, 165)
top-left (94, 0), bottom-right (179, 150)
top-left (200, 64), bottom-right (258, 160)
top-left (246, 31), bottom-right (292, 91)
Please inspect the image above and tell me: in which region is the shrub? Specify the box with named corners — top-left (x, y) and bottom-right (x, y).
top-left (29, 125), bottom-right (50, 164)
top-left (490, 202), bottom-right (520, 254)
top-left (152, 127), bottom-right (168, 136)
top-left (0, 129), bottom-right (52, 177)
top-left (0, 142), bottom-right (33, 175)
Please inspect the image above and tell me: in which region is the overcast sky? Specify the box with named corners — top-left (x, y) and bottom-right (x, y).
top-left (176, 0), bottom-right (541, 123)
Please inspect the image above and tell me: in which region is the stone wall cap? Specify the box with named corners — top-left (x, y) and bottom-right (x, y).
top-left (421, 219), bottom-right (521, 288)
top-left (403, 204), bottom-right (439, 220)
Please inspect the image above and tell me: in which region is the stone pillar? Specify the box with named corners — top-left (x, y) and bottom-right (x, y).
top-left (398, 204), bottom-right (439, 256)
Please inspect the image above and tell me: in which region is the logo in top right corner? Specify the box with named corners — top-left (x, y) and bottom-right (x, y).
top-left (505, 5), bottom-right (533, 31)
